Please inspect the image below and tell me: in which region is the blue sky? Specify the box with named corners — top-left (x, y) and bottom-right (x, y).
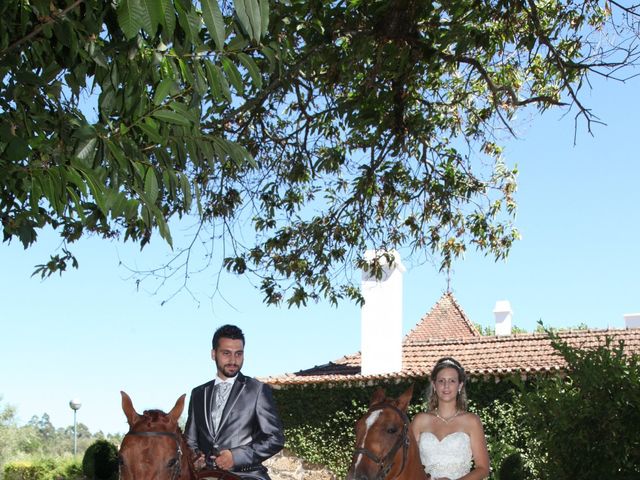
top-left (1, 75), bottom-right (639, 436)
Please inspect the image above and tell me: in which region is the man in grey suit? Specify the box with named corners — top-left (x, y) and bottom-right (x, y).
top-left (184, 324), bottom-right (285, 480)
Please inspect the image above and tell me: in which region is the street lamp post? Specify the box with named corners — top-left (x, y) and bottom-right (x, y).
top-left (69, 399), bottom-right (82, 456)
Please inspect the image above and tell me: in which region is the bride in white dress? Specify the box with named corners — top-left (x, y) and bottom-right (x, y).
top-left (410, 357), bottom-right (490, 480)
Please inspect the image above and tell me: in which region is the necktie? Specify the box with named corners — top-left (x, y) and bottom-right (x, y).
top-left (213, 382), bottom-right (231, 431)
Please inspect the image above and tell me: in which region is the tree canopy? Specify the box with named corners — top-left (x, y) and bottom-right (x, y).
top-left (1, 0), bottom-right (639, 306)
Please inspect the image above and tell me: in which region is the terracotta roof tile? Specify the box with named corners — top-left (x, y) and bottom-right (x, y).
top-left (264, 329), bottom-right (640, 387)
top-left (404, 292), bottom-right (480, 342)
top-left (262, 292), bottom-right (640, 388)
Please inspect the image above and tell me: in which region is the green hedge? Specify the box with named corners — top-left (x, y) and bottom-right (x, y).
top-left (3, 458), bottom-right (82, 480)
top-left (273, 380), bottom-right (524, 478)
top-left (273, 334), bottom-right (640, 480)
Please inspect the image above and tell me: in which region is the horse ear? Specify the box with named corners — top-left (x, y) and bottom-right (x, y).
top-left (168, 394), bottom-right (187, 423)
top-left (395, 384), bottom-right (414, 412)
top-left (370, 387), bottom-right (386, 406)
top-left (121, 391), bottom-right (141, 427)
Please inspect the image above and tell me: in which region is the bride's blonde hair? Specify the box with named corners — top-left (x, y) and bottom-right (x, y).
top-left (426, 357), bottom-right (468, 411)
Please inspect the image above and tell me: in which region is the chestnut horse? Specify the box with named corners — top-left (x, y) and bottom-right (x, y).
top-left (347, 385), bottom-right (429, 480)
top-left (119, 391), bottom-right (240, 480)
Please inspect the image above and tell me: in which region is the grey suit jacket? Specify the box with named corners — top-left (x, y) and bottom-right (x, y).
top-left (184, 373), bottom-right (285, 480)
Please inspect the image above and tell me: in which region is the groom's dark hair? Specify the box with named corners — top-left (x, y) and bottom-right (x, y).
top-left (212, 324), bottom-right (245, 349)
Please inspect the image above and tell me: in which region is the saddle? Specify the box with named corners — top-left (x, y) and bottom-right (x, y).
top-left (196, 468), bottom-right (242, 480)
top-left (196, 468), bottom-right (266, 480)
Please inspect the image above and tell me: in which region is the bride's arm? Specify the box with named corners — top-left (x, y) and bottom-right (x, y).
top-left (409, 412), bottom-right (429, 441)
top-left (460, 413), bottom-right (490, 480)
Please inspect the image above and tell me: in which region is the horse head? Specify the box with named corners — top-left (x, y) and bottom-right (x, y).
top-left (347, 385), bottom-right (428, 480)
top-left (119, 391), bottom-right (194, 480)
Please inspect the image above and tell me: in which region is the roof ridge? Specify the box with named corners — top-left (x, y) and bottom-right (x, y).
top-left (403, 291), bottom-right (452, 342)
top-left (447, 292), bottom-right (481, 337)
top-left (403, 291), bottom-right (480, 343)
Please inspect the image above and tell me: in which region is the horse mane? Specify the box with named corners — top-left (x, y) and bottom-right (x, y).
top-left (142, 409), bottom-right (171, 421)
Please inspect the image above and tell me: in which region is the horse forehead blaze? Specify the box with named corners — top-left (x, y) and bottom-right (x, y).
top-left (357, 409), bottom-right (383, 448)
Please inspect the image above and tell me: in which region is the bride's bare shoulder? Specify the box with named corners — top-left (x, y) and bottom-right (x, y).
top-left (458, 411), bottom-right (484, 429)
top-left (411, 411), bottom-right (435, 428)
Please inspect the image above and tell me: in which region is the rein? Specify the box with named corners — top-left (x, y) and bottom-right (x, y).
top-left (123, 431), bottom-right (184, 480)
top-left (352, 403), bottom-right (411, 480)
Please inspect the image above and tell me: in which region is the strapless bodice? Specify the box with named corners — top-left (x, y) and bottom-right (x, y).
top-left (418, 431), bottom-right (472, 480)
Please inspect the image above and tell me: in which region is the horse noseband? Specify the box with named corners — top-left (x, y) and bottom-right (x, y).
top-left (124, 431), bottom-right (183, 480)
top-left (352, 403), bottom-right (411, 480)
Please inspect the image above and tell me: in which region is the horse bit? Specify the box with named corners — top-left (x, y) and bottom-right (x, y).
top-left (352, 403), bottom-right (411, 480)
top-left (123, 431), bottom-right (184, 480)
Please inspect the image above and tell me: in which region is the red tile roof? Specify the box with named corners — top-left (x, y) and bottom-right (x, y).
top-left (263, 293), bottom-right (640, 388)
top-left (404, 292), bottom-right (480, 342)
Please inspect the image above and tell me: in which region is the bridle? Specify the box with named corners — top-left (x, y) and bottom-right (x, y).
top-left (352, 403), bottom-right (411, 480)
top-left (123, 431), bottom-right (184, 480)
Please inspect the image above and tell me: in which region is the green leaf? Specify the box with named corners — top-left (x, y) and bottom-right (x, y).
top-left (204, 60), bottom-right (232, 102)
top-left (77, 167), bottom-right (107, 216)
top-left (5, 137), bottom-right (30, 161)
top-left (194, 62), bottom-right (207, 95)
top-left (233, 0), bottom-right (253, 39)
top-left (201, 0), bottom-right (226, 51)
top-left (99, 88), bottom-right (116, 118)
top-left (138, 117), bottom-right (165, 145)
top-left (139, 0), bottom-right (159, 37)
top-left (105, 139), bottom-right (129, 171)
top-left (237, 52), bottom-right (262, 89)
top-left (177, 57), bottom-right (195, 87)
top-left (74, 137), bottom-right (97, 162)
top-left (141, 204), bottom-right (152, 228)
top-left (186, 138), bottom-right (200, 164)
top-left (152, 108), bottom-right (192, 126)
top-left (144, 167), bottom-right (159, 204)
top-left (194, 182), bottom-right (203, 216)
top-left (153, 78), bottom-right (176, 105)
top-left (65, 167), bottom-right (88, 195)
top-left (175, 2), bottom-right (202, 46)
top-left (259, 0), bottom-right (269, 36)
top-left (66, 188), bottom-right (86, 221)
top-left (259, 45), bottom-right (277, 74)
top-left (246, 0), bottom-right (262, 41)
top-left (158, 0), bottom-right (176, 41)
top-left (90, 47), bottom-right (109, 69)
top-left (179, 173), bottom-right (192, 211)
top-left (153, 206), bottom-right (173, 246)
top-left (117, 0), bottom-right (144, 40)
top-left (229, 141), bottom-right (256, 167)
top-left (168, 101), bottom-right (199, 122)
top-left (221, 56), bottom-right (244, 95)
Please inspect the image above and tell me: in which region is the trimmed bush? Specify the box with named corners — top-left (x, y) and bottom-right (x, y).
top-left (498, 452), bottom-right (525, 480)
top-left (82, 440), bottom-right (118, 480)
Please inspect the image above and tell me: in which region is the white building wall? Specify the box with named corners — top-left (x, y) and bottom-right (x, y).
top-left (493, 300), bottom-right (513, 336)
top-left (624, 313), bottom-right (640, 329)
top-left (360, 250), bottom-right (405, 375)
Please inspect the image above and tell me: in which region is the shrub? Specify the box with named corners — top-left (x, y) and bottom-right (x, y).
top-left (82, 440), bottom-right (118, 480)
top-left (498, 452), bottom-right (525, 480)
top-left (3, 458), bottom-right (81, 480)
top-left (517, 331), bottom-right (640, 480)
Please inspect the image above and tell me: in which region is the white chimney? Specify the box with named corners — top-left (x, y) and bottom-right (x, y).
top-left (624, 313), bottom-right (640, 329)
top-left (361, 250), bottom-right (405, 375)
top-left (493, 300), bottom-right (513, 336)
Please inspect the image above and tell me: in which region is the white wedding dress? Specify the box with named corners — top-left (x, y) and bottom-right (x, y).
top-left (418, 431), bottom-right (472, 479)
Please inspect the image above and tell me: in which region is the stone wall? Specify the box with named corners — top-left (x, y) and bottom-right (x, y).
top-left (264, 451), bottom-right (335, 480)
